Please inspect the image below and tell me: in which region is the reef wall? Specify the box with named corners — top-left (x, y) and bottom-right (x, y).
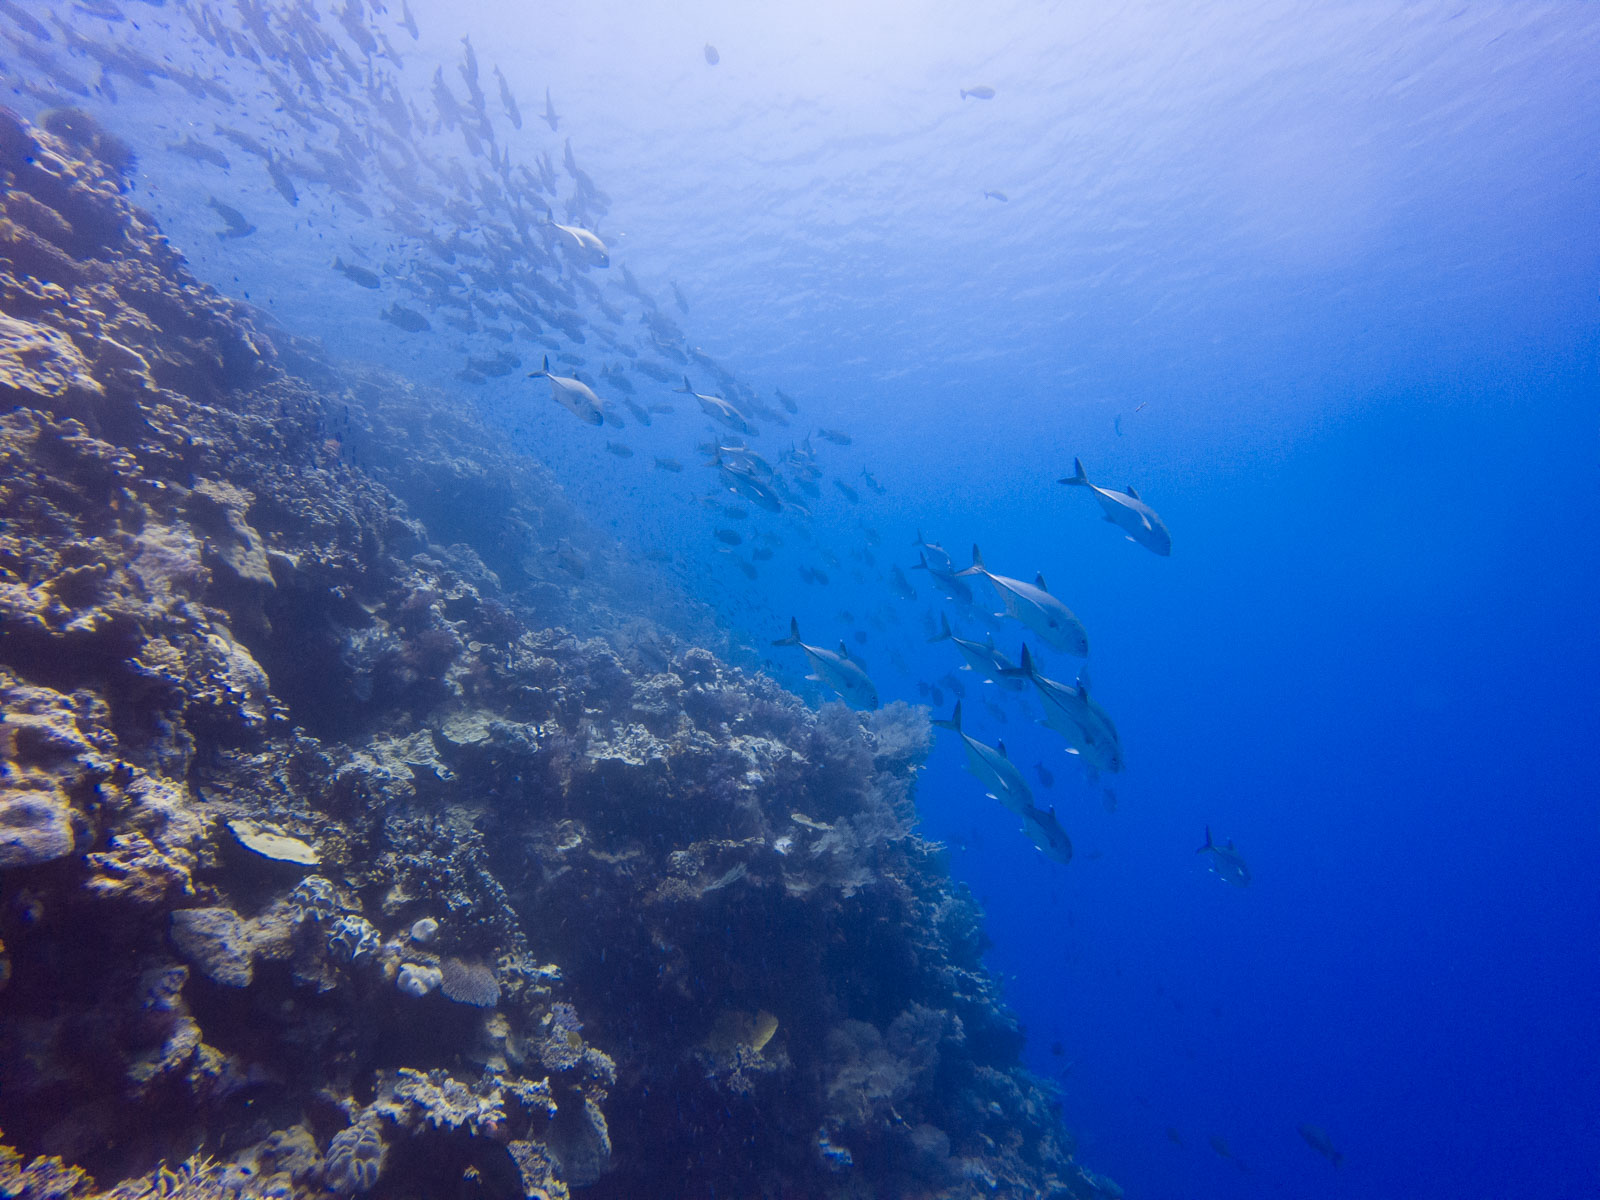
top-left (0, 112), bottom-right (1095, 1199)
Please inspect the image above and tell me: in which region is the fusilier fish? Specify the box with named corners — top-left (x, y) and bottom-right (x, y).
top-left (1197, 826), bottom-right (1250, 886)
top-left (934, 702), bottom-right (1032, 813)
top-left (772, 618), bottom-right (879, 709)
top-left (961, 85), bottom-right (996, 100)
top-left (958, 545), bottom-right (1088, 657)
top-left (529, 355), bottom-right (604, 426)
top-left (1059, 457), bottom-right (1172, 556)
top-left (541, 87), bottom-right (560, 131)
top-left (333, 257), bottom-right (381, 289)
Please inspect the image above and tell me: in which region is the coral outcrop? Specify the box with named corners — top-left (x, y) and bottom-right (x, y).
top-left (0, 112), bottom-right (1090, 1198)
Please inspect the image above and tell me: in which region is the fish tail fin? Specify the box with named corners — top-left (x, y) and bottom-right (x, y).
top-left (927, 612), bottom-right (952, 643)
top-left (527, 354), bottom-right (550, 379)
top-left (998, 643), bottom-right (1035, 678)
top-left (1058, 457), bottom-right (1089, 487)
top-left (911, 552), bottom-right (929, 572)
top-left (932, 701), bottom-right (962, 731)
top-left (771, 617), bottom-right (802, 647)
top-left (675, 375), bottom-right (692, 393)
top-left (956, 544), bottom-right (984, 577)
top-left (1197, 825), bottom-right (1214, 854)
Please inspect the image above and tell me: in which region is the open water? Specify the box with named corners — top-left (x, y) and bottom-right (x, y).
top-left (7, 0), bottom-right (1599, 1195)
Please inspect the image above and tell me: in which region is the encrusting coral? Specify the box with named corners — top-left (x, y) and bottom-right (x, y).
top-left (0, 112), bottom-right (1096, 1198)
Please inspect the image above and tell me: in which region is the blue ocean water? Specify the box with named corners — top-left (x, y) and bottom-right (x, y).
top-left (9, 0), bottom-right (1597, 1195)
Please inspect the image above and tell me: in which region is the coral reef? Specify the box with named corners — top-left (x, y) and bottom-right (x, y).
top-left (0, 113), bottom-right (1091, 1198)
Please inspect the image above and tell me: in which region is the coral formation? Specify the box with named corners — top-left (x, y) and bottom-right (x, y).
top-left (0, 114), bottom-right (1094, 1198)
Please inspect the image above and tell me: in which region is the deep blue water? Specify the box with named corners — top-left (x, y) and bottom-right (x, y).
top-left (8, 0), bottom-right (1598, 1195)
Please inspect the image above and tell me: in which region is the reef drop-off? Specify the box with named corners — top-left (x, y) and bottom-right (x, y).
top-left (0, 112), bottom-right (1102, 1199)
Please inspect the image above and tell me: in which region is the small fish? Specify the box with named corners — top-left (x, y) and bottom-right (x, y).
top-left (958, 545), bottom-right (1088, 657)
top-left (889, 565), bottom-right (916, 601)
top-left (714, 528), bottom-right (742, 545)
top-left (983, 190), bottom-right (1008, 202)
top-left (1019, 804), bottom-right (1072, 865)
top-left (677, 376), bottom-right (755, 435)
top-left (1034, 762), bottom-right (1054, 787)
top-left (605, 441), bottom-right (634, 458)
top-left (1166, 1127), bottom-right (1184, 1148)
top-left (961, 85), bottom-right (996, 100)
top-left (529, 355), bottom-right (604, 426)
top-left (860, 468), bottom-right (886, 494)
top-left (380, 304), bottom-right (431, 333)
top-left (1297, 1124), bottom-right (1343, 1167)
top-left (704, 42), bottom-right (720, 65)
top-left (776, 388), bottom-right (799, 414)
top-left (541, 86), bottom-right (560, 131)
top-left (736, 559), bottom-right (758, 580)
top-left (333, 257), bottom-right (381, 289)
top-left (772, 618), bottom-right (878, 709)
top-left (265, 154), bottom-right (298, 205)
top-left (494, 66), bottom-right (522, 129)
top-left (167, 135), bottom-right (230, 170)
top-left (833, 479), bottom-right (860, 503)
top-left (206, 197), bottom-right (254, 239)
top-left (1197, 826), bottom-right (1251, 886)
top-left (1059, 457), bottom-right (1172, 556)
top-left (653, 457), bottom-right (683, 473)
top-left (816, 427), bottom-right (852, 445)
top-left (752, 547), bottom-right (774, 561)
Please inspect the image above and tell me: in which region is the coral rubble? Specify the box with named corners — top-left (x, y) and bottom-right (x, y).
top-left (0, 113), bottom-right (1090, 1198)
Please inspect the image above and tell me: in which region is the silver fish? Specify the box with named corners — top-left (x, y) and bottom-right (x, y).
top-left (1059, 457), bottom-right (1172, 556)
top-left (528, 355), bottom-right (603, 426)
top-left (1006, 645), bottom-right (1123, 775)
top-left (1198, 826), bottom-right (1250, 886)
top-left (771, 618), bottom-right (879, 709)
top-left (958, 545), bottom-right (1088, 657)
top-left (547, 211), bottom-right (608, 267)
top-left (677, 376), bottom-right (755, 435)
top-left (928, 613), bottom-right (1025, 690)
top-left (934, 702), bottom-right (1031, 813)
top-left (1020, 804), bottom-right (1072, 865)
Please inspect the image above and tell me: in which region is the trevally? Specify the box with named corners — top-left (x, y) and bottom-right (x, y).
top-left (1059, 457), bottom-right (1172, 556)
top-left (1198, 826), bottom-right (1251, 886)
top-left (677, 376), bottom-right (756, 435)
top-left (1019, 804), bottom-right (1073, 866)
top-left (928, 613), bottom-right (1025, 690)
top-left (528, 356), bottom-right (604, 426)
top-left (958, 545), bottom-right (1088, 657)
top-left (934, 701), bottom-right (1032, 813)
top-left (1006, 645), bottom-right (1123, 775)
top-left (772, 618), bottom-right (879, 709)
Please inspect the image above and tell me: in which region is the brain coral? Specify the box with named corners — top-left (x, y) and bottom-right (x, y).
top-left (439, 957), bottom-right (500, 1007)
top-left (323, 1123), bottom-right (383, 1193)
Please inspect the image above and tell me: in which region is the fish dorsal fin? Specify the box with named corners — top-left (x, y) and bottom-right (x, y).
top-left (996, 739), bottom-right (1008, 760)
top-left (1035, 572), bottom-right (1048, 592)
top-left (985, 632), bottom-right (996, 649)
top-left (1127, 485), bottom-right (1141, 499)
top-left (1019, 644), bottom-right (1034, 674)
top-left (1076, 667), bottom-right (1092, 697)
top-left (950, 701), bottom-right (962, 730)
top-left (837, 640), bottom-right (850, 659)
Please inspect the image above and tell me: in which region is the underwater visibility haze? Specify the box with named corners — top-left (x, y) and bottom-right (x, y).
top-left (0, 1), bottom-right (1596, 1197)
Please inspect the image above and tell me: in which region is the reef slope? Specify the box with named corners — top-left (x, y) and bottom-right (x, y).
top-left (0, 113), bottom-right (1095, 1200)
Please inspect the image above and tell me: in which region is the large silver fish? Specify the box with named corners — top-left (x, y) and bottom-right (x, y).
top-left (1019, 804), bottom-right (1073, 865)
top-left (1197, 826), bottom-right (1250, 886)
top-left (677, 376), bottom-right (755, 435)
top-left (772, 618), bottom-right (879, 709)
top-left (934, 702), bottom-right (1031, 813)
top-left (1059, 458), bottom-right (1172, 556)
top-left (528, 355), bottom-right (603, 425)
top-left (1006, 645), bottom-right (1123, 775)
top-left (958, 545), bottom-right (1088, 657)
top-left (928, 613), bottom-right (1025, 690)
top-left (546, 210), bottom-right (609, 267)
